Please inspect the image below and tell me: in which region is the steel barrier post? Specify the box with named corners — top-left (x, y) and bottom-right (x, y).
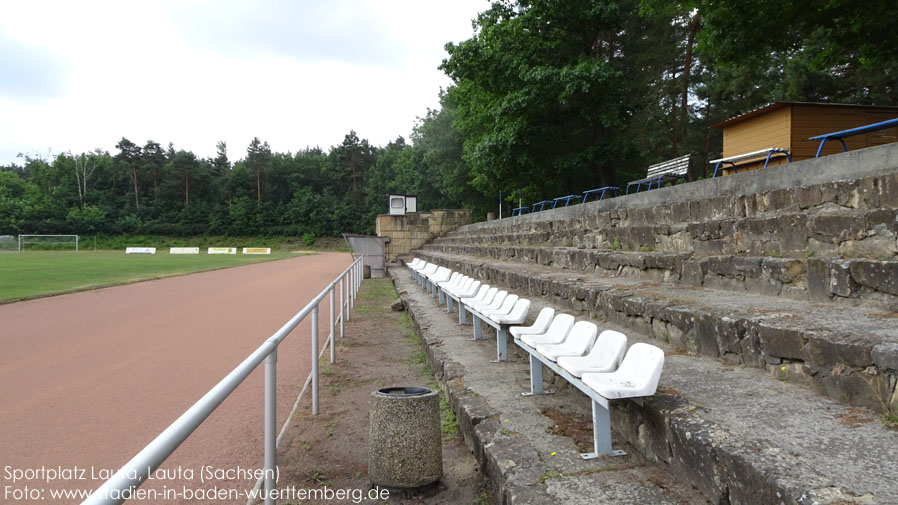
top-left (264, 348), bottom-right (277, 505)
top-left (311, 305), bottom-right (319, 415)
top-left (339, 277), bottom-right (345, 338)
top-left (329, 286), bottom-right (335, 364)
top-left (346, 270), bottom-right (352, 321)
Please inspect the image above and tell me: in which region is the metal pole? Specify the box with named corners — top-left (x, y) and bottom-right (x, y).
top-left (311, 306), bottom-right (319, 415)
top-left (264, 348), bottom-right (277, 505)
top-left (348, 267), bottom-right (354, 314)
top-left (329, 287), bottom-right (335, 364)
top-left (339, 276), bottom-right (345, 338)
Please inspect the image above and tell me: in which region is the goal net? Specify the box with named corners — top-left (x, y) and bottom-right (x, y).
top-left (17, 234), bottom-right (80, 252)
top-left (0, 235), bottom-right (16, 252)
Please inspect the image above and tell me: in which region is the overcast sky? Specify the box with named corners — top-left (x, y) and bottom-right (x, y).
top-left (0, 0), bottom-right (486, 166)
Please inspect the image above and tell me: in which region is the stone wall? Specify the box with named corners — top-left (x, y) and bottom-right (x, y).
top-left (376, 209), bottom-right (471, 262)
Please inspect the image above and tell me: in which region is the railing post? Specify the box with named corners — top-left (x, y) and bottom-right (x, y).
top-left (339, 275), bottom-right (345, 338)
top-left (311, 305), bottom-right (319, 415)
top-left (329, 286), bottom-right (335, 364)
top-left (346, 269), bottom-right (352, 321)
top-left (264, 347), bottom-right (277, 505)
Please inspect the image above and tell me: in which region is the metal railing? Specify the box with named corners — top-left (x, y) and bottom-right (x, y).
top-left (81, 256), bottom-right (364, 505)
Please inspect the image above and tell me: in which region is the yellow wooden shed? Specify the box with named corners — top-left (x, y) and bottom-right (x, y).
top-left (711, 102), bottom-right (898, 174)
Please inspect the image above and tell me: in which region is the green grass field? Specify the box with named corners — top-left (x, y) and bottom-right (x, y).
top-left (0, 250), bottom-right (306, 303)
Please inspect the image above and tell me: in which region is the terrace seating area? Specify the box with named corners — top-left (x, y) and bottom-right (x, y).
top-left (401, 145), bottom-right (898, 504)
top-left (407, 258), bottom-right (666, 460)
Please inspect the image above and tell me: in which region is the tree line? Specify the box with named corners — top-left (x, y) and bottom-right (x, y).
top-left (2, 0), bottom-right (895, 238)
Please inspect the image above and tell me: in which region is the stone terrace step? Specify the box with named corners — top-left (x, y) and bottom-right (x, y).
top-left (416, 250), bottom-right (898, 415)
top-left (432, 205), bottom-right (898, 261)
top-left (393, 263), bottom-right (898, 505)
top-left (430, 158), bottom-right (898, 262)
top-left (392, 266), bottom-right (714, 505)
top-left (421, 243), bottom-right (898, 310)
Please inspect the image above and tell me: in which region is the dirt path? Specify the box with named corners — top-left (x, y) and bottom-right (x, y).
top-left (275, 277), bottom-right (487, 505)
top-left (0, 252), bottom-right (351, 504)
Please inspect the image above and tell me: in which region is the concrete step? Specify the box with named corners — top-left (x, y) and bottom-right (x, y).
top-left (393, 262), bottom-right (898, 505)
top-left (415, 250), bottom-right (898, 416)
top-left (421, 243), bottom-right (898, 311)
top-left (391, 266), bottom-right (713, 505)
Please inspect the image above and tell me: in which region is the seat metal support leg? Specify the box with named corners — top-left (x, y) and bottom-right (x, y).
top-left (580, 400), bottom-right (626, 460)
top-left (521, 353), bottom-right (553, 396)
top-left (491, 326), bottom-right (508, 363)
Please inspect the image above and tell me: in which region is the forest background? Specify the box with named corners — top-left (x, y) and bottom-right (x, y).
top-left (2, 0), bottom-right (896, 239)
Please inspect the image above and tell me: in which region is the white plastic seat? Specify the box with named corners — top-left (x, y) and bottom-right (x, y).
top-left (462, 286), bottom-right (494, 306)
top-left (452, 281), bottom-right (482, 299)
top-left (417, 263), bottom-right (438, 277)
top-left (408, 258), bottom-right (422, 269)
top-left (535, 321), bottom-right (598, 362)
top-left (445, 276), bottom-right (471, 294)
top-left (582, 343), bottom-right (665, 399)
top-left (448, 278), bottom-right (475, 296)
top-left (558, 330), bottom-right (628, 378)
top-left (490, 299), bottom-right (530, 325)
top-left (411, 260), bottom-right (430, 272)
top-left (472, 290), bottom-right (507, 312)
top-left (480, 294), bottom-right (518, 317)
top-left (510, 307), bottom-right (555, 338)
top-left (521, 314), bottom-right (575, 347)
top-left (438, 271), bottom-right (461, 288)
top-left (427, 267), bottom-right (452, 283)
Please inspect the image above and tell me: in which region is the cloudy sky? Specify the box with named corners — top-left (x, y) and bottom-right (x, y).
top-left (0, 0), bottom-right (486, 166)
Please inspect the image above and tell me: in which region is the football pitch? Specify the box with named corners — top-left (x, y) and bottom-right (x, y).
top-left (0, 250), bottom-right (304, 303)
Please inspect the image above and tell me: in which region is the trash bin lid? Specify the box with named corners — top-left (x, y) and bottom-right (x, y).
top-left (376, 386), bottom-right (432, 397)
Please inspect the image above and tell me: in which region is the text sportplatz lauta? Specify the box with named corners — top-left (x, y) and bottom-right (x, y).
top-left (4, 464), bottom-right (277, 484)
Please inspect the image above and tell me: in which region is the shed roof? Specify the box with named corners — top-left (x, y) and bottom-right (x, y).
top-left (711, 102), bottom-right (898, 129)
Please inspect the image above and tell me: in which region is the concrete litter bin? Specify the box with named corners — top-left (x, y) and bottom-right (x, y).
top-left (368, 386), bottom-right (442, 488)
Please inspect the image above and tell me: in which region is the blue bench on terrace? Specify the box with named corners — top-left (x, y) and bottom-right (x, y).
top-left (531, 200), bottom-right (553, 212)
top-left (511, 206), bottom-right (530, 216)
top-left (626, 154), bottom-right (690, 194)
top-left (582, 186), bottom-right (619, 202)
top-left (552, 195), bottom-right (583, 208)
top-left (809, 117), bottom-right (898, 158)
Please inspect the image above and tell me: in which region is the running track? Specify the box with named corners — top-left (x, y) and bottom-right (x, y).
top-left (0, 252), bottom-right (352, 504)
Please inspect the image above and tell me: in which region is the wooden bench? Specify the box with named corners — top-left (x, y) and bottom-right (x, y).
top-left (710, 148), bottom-right (791, 178)
top-left (809, 117), bottom-right (898, 158)
top-left (582, 186), bottom-right (619, 202)
top-left (626, 154), bottom-right (691, 194)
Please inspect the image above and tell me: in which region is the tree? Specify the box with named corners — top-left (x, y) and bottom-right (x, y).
top-left (72, 151), bottom-right (97, 208)
top-left (141, 140), bottom-right (167, 199)
top-left (165, 150), bottom-right (206, 206)
top-left (115, 138), bottom-right (142, 209)
top-left (441, 0), bottom-right (642, 199)
top-left (246, 137), bottom-right (272, 202)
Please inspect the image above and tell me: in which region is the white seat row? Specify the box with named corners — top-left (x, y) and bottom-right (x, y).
top-left (510, 310), bottom-right (664, 459)
top-left (405, 257), bottom-right (665, 459)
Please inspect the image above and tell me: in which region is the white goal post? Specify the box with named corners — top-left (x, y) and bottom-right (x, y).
top-left (17, 234), bottom-right (80, 252)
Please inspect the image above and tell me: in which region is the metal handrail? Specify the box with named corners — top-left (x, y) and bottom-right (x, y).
top-left (81, 256), bottom-right (364, 505)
